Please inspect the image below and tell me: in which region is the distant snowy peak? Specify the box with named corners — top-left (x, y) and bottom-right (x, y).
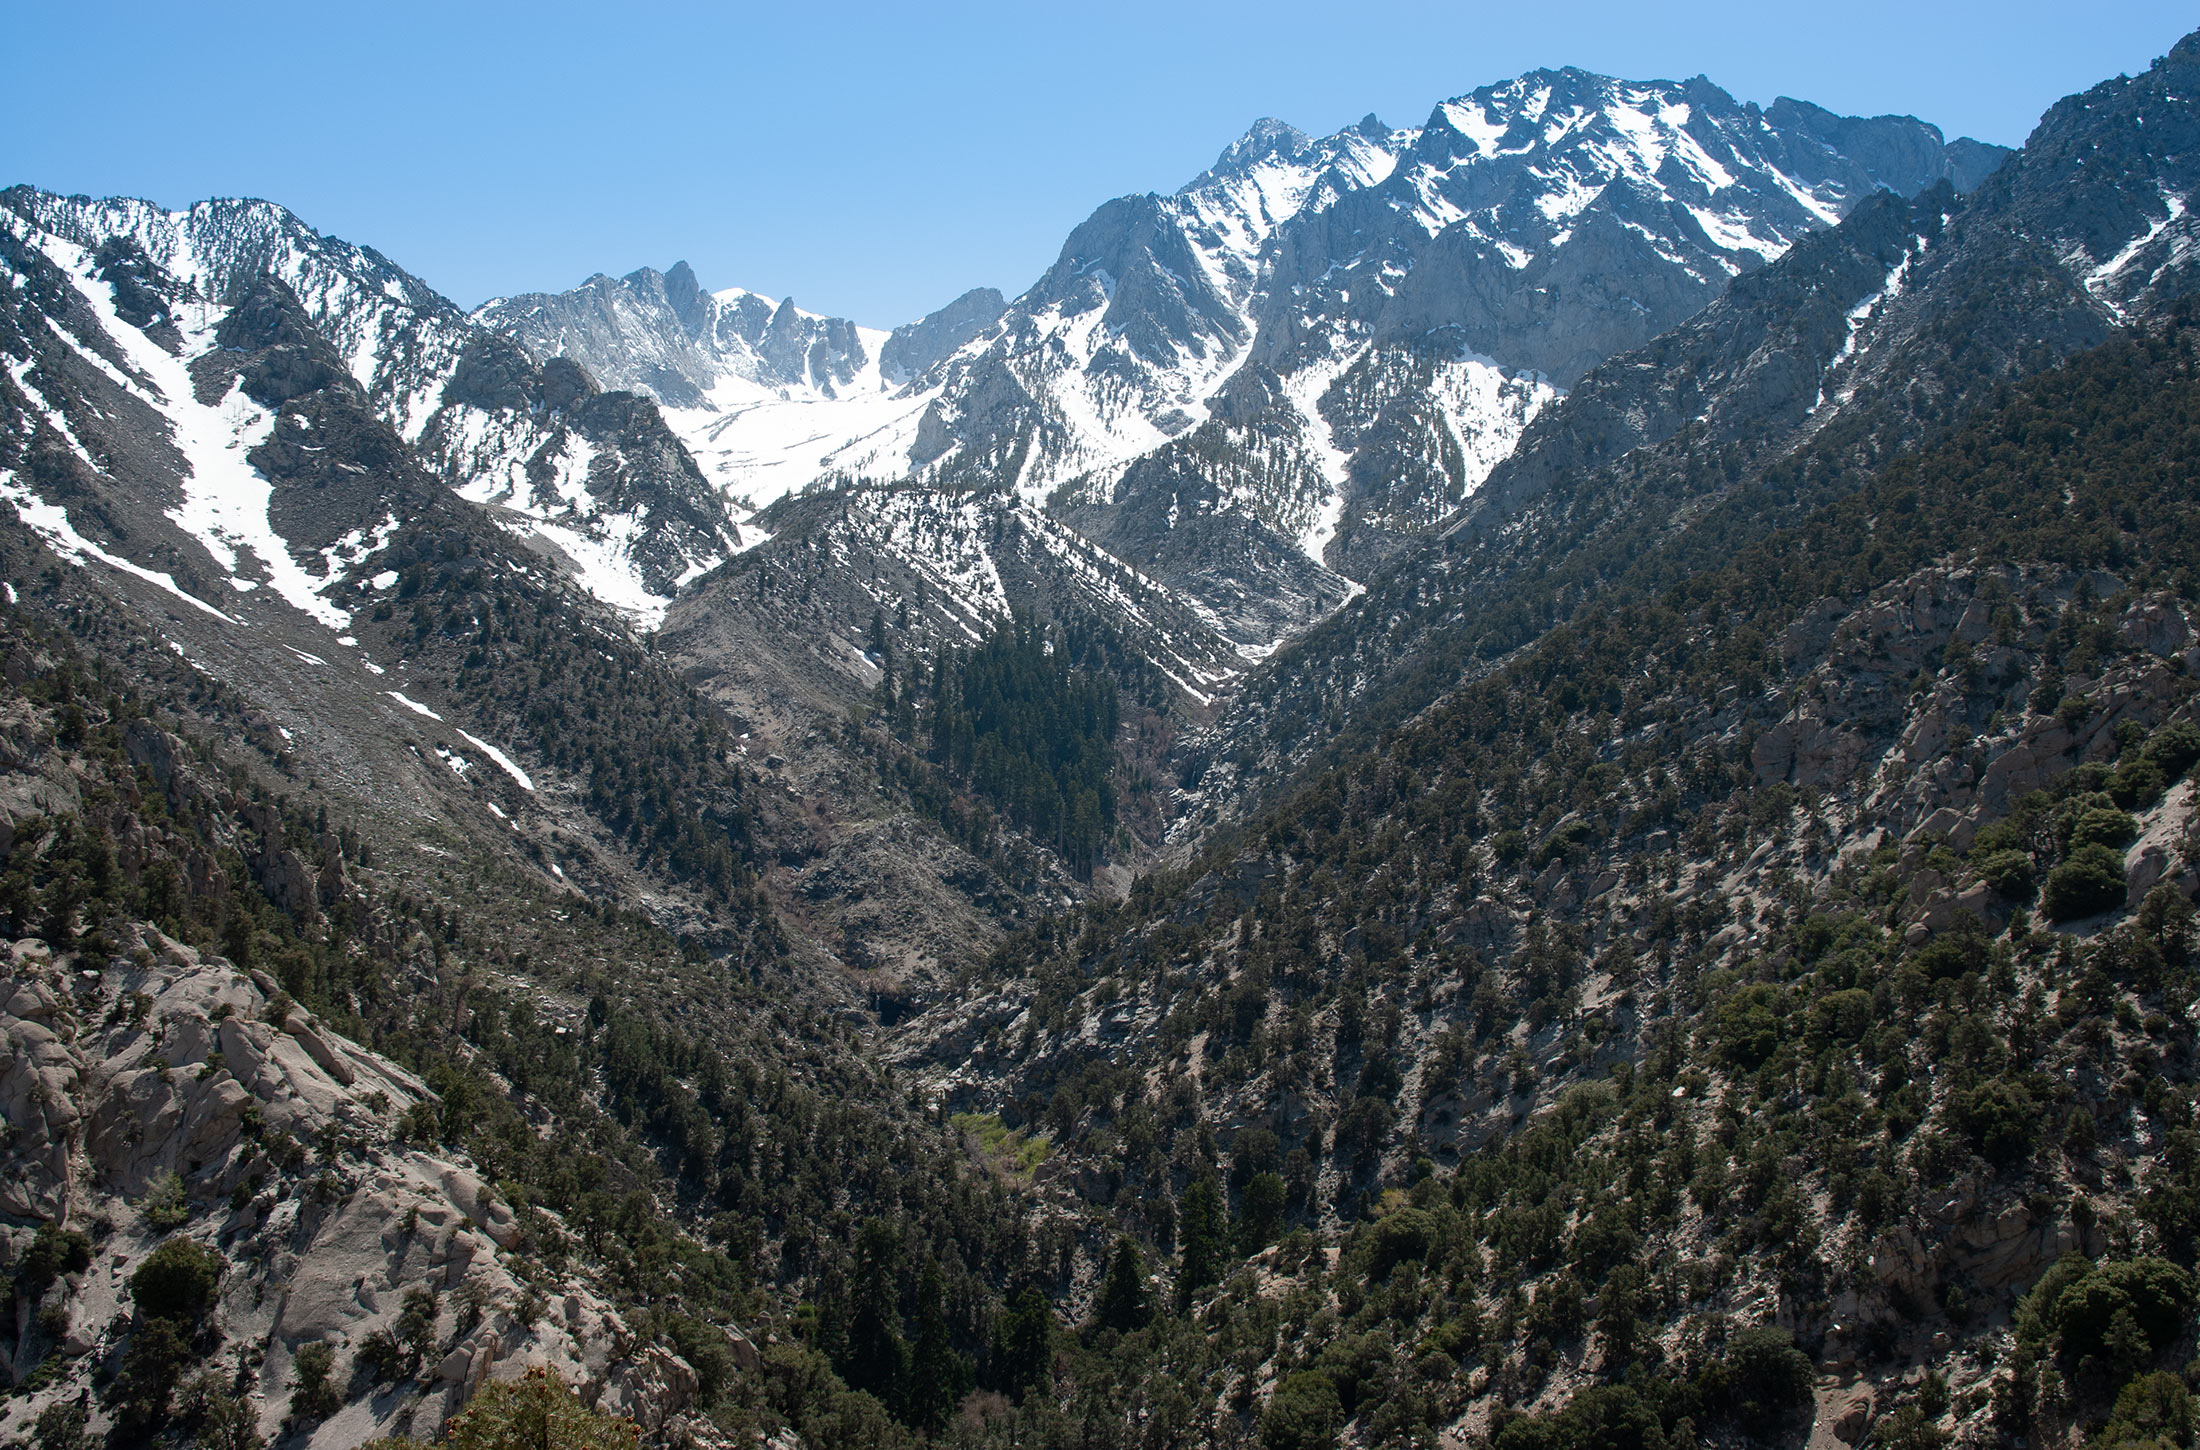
top-left (474, 268), bottom-right (1010, 517)
top-left (475, 266), bottom-right (881, 408)
top-left (1175, 114), bottom-right (1408, 263)
top-left (1391, 68), bottom-right (1970, 262)
top-left (895, 66), bottom-right (2008, 583)
top-left (2, 189), bottom-right (742, 629)
top-left (1245, 68), bottom-right (2013, 385)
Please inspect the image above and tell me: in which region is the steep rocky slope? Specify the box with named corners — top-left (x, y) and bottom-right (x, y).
top-left (3, 190), bottom-right (738, 621)
top-left (0, 561), bottom-right (1040, 1450)
top-left (1186, 31), bottom-right (2200, 834)
top-left (882, 310), bottom-right (2200, 1450)
top-left (0, 932), bottom-right (715, 1447)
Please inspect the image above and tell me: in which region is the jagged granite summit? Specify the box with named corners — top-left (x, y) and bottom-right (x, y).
top-left (467, 67), bottom-right (2009, 666)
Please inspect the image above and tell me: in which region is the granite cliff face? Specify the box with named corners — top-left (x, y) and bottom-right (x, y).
top-left (0, 928), bottom-right (735, 1446)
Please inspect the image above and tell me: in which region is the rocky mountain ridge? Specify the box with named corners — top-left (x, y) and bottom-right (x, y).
top-left (476, 67), bottom-right (2008, 672)
top-left (1179, 30), bottom-right (2200, 836)
top-left (4, 189), bottom-right (739, 621)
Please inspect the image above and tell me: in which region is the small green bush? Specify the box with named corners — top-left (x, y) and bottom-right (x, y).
top-left (2110, 757), bottom-right (2168, 809)
top-left (2091, 1370), bottom-right (2194, 1450)
top-left (1368, 1208), bottom-right (1436, 1280)
top-left (2144, 721), bottom-right (2200, 779)
top-left (2044, 845), bottom-right (2130, 920)
top-left (2068, 807), bottom-right (2141, 853)
top-left (1714, 984), bottom-right (1786, 1069)
top-left (1261, 1371), bottom-right (1344, 1450)
top-left (440, 1368), bottom-right (638, 1450)
top-left (1722, 1327), bottom-right (1815, 1434)
top-left (1495, 1384), bottom-right (1669, 1450)
top-left (1950, 1078), bottom-right (2040, 1166)
top-left (16, 1223), bottom-right (91, 1295)
top-left (1805, 989), bottom-right (1875, 1049)
top-left (1975, 849), bottom-right (2037, 899)
top-left (143, 1170), bottom-right (191, 1230)
top-left (131, 1238), bottom-right (222, 1326)
top-left (289, 1340), bottom-right (342, 1422)
top-left (2052, 1258), bottom-right (2194, 1365)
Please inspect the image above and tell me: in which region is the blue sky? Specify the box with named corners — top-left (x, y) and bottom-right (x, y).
top-left (9, 2), bottom-right (2195, 326)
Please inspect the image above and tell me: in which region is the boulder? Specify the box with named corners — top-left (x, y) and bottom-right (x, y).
top-left (287, 1018), bottom-right (357, 1087)
top-left (1832, 1389), bottom-right (1875, 1444)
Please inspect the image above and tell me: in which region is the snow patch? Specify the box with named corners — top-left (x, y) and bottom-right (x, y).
top-left (0, 472), bottom-right (237, 621)
top-left (458, 730), bottom-right (535, 792)
top-left (2085, 188), bottom-right (2189, 319)
top-left (37, 238), bottom-right (355, 630)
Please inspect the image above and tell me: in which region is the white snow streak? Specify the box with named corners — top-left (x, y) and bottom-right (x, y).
top-left (458, 730), bottom-right (535, 791)
top-left (0, 472), bottom-right (237, 621)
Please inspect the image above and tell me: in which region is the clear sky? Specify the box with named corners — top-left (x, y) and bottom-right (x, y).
top-left (9, 2), bottom-right (2195, 327)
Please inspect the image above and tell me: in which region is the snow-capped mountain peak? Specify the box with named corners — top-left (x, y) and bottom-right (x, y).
top-left (895, 66), bottom-right (2005, 572)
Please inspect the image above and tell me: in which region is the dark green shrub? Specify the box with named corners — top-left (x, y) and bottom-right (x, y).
top-left (2091, 1370), bottom-right (2193, 1450)
top-left (289, 1340), bottom-right (341, 1422)
top-left (2052, 1259), bottom-right (2194, 1366)
top-left (1976, 849), bottom-right (2037, 899)
top-left (17, 1223), bottom-right (91, 1296)
top-left (1369, 1208), bottom-right (1437, 1280)
top-left (1423, 1309), bottom-right (1484, 1363)
top-left (1331, 1097), bottom-right (1393, 1171)
top-left (1950, 1078), bottom-right (2041, 1167)
top-left (143, 1170), bottom-right (190, 1230)
top-left (2144, 721), bottom-right (2200, 780)
top-left (1720, 1327), bottom-right (1815, 1434)
top-left (1495, 1384), bottom-right (1669, 1450)
top-left (130, 1238), bottom-right (221, 1325)
top-left (2068, 807), bottom-right (2141, 853)
top-left (176, 1371), bottom-right (261, 1450)
top-left (2044, 845), bottom-right (2129, 921)
top-left (1806, 989), bottom-right (1875, 1050)
top-left (1261, 1371), bottom-right (1344, 1450)
top-left (441, 1368), bottom-right (639, 1450)
top-left (1873, 1401), bottom-right (1953, 1450)
top-left (1312, 1332), bottom-right (1393, 1416)
top-left (1714, 984), bottom-right (1786, 1069)
top-left (2111, 757), bottom-right (2168, 810)
top-left (31, 1400), bottom-right (93, 1450)
top-left (1913, 932), bottom-right (1990, 981)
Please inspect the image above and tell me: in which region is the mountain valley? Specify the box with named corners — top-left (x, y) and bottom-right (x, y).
top-left (5, 32), bottom-right (2200, 1450)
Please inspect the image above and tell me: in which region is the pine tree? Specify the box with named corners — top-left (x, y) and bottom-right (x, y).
top-left (904, 1259), bottom-right (973, 1433)
top-left (1094, 1236), bottom-right (1152, 1333)
top-left (1176, 1176), bottom-right (1228, 1312)
top-left (842, 1220), bottom-right (907, 1410)
top-left (988, 1285), bottom-right (1054, 1397)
